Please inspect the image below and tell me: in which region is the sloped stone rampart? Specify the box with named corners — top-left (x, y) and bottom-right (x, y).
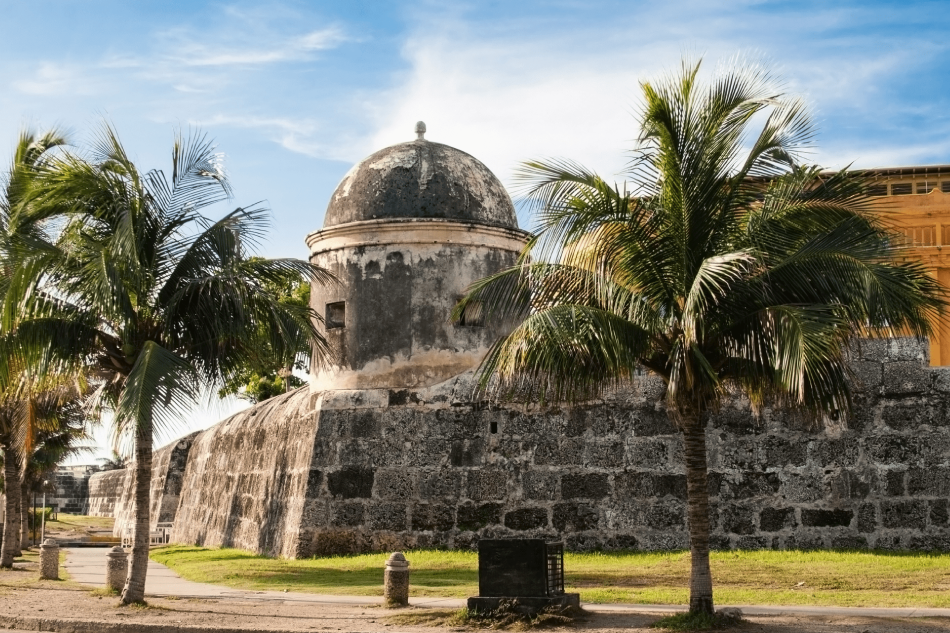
top-left (87, 469), bottom-right (126, 517)
top-left (91, 431), bottom-right (198, 536)
top-left (170, 389), bottom-right (317, 558)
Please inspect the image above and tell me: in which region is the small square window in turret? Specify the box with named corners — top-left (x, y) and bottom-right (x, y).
top-left (326, 301), bottom-right (346, 329)
top-left (454, 299), bottom-right (484, 327)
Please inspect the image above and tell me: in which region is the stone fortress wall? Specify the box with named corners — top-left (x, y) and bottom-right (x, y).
top-left (90, 336), bottom-right (950, 556)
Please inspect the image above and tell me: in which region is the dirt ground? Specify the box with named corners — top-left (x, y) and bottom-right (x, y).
top-left (0, 580), bottom-right (948, 633)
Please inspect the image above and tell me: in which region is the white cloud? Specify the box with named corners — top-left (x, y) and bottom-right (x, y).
top-left (12, 62), bottom-right (100, 96)
top-left (166, 26), bottom-right (348, 67)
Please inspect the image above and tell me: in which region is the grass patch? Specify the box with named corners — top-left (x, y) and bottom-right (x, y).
top-left (91, 586), bottom-right (119, 598)
top-left (52, 513), bottom-right (115, 531)
top-left (151, 546), bottom-right (950, 608)
top-left (653, 610), bottom-right (743, 631)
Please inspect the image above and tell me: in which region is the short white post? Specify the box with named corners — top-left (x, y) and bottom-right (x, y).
top-left (384, 552), bottom-right (410, 607)
top-left (39, 538), bottom-right (59, 580)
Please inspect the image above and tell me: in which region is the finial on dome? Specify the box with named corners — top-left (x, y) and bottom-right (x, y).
top-left (415, 121), bottom-right (426, 140)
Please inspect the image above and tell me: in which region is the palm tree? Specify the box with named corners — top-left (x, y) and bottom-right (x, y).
top-left (21, 394), bottom-right (91, 548)
top-left (7, 124), bottom-right (332, 603)
top-left (457, 59), bottom-right (945, 615)
top-left (0, 129), bottom-right (69, 566)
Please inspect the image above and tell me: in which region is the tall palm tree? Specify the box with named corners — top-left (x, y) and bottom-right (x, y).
top-left (6, 124), bottom-right (332, 603)
top-left (0, 129), bottom-right (69, 566)
top-left (457, 59), bottom-right (945, 615)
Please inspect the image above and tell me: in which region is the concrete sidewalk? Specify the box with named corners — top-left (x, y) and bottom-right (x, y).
top-left (63, 548), bottom-right (950, 619)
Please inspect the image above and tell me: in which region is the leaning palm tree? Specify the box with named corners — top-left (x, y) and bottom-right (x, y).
top-left (457, 59), bottom-right (945, 615)
top-left (6, 124), bottom-right (332, 603)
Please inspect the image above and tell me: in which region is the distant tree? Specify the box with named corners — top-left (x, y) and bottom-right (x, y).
top-left (7, 123), bottom-right (332, 603)
top-left (97, 450), bottom-right (127, 472)
top-left (458, 59), bottom-right (946, 615)
top-left (217, 259), bottom-right (312, 402)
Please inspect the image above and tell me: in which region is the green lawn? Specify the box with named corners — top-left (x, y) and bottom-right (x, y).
top-left (150, 546), bottom-right (950, 608)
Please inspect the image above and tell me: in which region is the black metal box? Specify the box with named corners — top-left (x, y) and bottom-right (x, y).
top-left (477, 539), bottom-right (564, 597)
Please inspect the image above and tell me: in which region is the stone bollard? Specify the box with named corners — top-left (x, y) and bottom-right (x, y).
top-left (384, 552), bottom-right (410, 607)
top-left (39, 539), bottom-right (59, 580)
top-left (105, 546), bottom-right (128, 592)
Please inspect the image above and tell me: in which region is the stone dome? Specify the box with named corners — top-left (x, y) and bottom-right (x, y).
top-left (323, 129), bottom-right (518, 229)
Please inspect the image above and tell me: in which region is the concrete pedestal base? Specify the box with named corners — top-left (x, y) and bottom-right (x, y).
top-left (467, 594), bottom-right (581, 615)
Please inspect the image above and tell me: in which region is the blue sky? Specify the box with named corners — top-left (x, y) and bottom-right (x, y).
top-left (3, 0), bottom-right (949, 458)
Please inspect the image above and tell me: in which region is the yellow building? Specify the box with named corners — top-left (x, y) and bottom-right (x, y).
top-left (864, 165), bottom-right (950, 365)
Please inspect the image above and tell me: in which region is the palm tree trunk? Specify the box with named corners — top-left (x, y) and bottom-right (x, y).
top-left (682, 411), bottom-right (714, 615)
top-left (20, 479), bottom-right (30, 550)
top-left (0, 446), bottom-right (20, 568)
top-left (120, 419), bottom-right (152, 604)
top-left (10, 478), bottom-right (21, 557)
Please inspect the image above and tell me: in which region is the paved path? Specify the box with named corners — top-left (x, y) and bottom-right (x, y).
top-left (63, 548), bottom-right (950, 619)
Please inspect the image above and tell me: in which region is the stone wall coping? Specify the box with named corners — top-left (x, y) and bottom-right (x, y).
top-left (306, 217), bottom-right (531, 253)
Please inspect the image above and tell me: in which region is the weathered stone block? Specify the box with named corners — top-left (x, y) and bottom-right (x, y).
top-left (907, 467), bottom-right (950, 496)
top-left (933, 368), bottom-right (950, 394)
top-left (632, 409), bottom-right (677, 436)
top-left (605, 534), bottom-right (639, 550)
top-left (533, 438), bottom-right (585, 466)
top-left (305, 469), bottom-right (324, 497)
top-left (881, 500), bottom-right (928, 529)
top-left (722, 472), bottom-right (781, 500)
top-left (301, 498), bottom-right (329, 527)
top-left (466, 470), bottom-right (507, 501)
top-left (374, 469), bottom-right (415, 499)
top-left (709, 534), bottom-right (731, 551)
top-left (419, 470), bottom-right (461, 499)
top-left (783, 532), bottom-right (826, 550)
top-left (866, 435), bottom-right (921, 465)
top-left (330, 501), bottom-right (365, 527)
top-left (328, 466), bottom-right (375, 499)
top-left (625, 438), bottom-right (671, 469)
top-left (882, 470), bottom-right (906, 496)
top-left (450, 439), bottom-right (484, 467)
top-left (614, 472), bottom-right (685, 499)
top-left (857, 503), bottom-right (877, 533)
top-left (880, 400), bottom-right (932, 431)
top-left (735, 535), bottom-right (769, 549)
top-left (710, 406), bottom-right (759, 433)
top-left (368, 503), bottom-right (408, 531)
top-left (831, 534), bottom-right (868, 549)
top-left (886, 338), bottom-right (929, 363)
top-left (644, 503), bottom-right (685, 531)
top-left (760, 436), bottom-right (807, 467)
top-left (584, 441), bottom-right (624, 468)
top-left (457, 502), bottom-right (502, 531)
top-left (908, 531), bottom-right (950, 552)
top-left (407, 439), bottom-right (450, 466)
top-left (800, 508), bottom-right (853, 528)
top-left (781, 473), bottom-right (825, 502)
top-left (719, 505), bottom-right (755, 535)
top-left (411, 503), bottom-right (455, 531)
top-left (561, 473), bottom-right (610, 499)
top-left (828, 470), bottom-right (872, 500)
top-left (809, 438), bottom-right (860, 468)
top-left (882, 361), bottom-right (930, 396)
top-left (522, 472), bottom-right (558, 500)
top-left (850, 360), bottom-right (882, 390)
top-left (504, 507), bottom-right (549, 530)
top-left (930, 499), bottom-right (948, 526)
top-left (759, 507), bottom-right (796, 532)
top-left (553, 502), bottom-right (599, 531)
